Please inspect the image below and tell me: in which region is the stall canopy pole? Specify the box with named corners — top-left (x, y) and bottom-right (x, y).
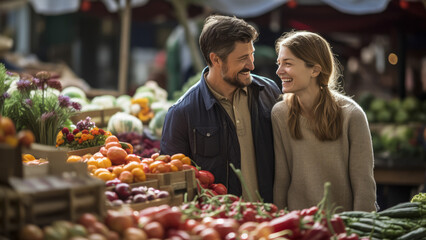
top-left (118, 0), bottom-right (131, 95)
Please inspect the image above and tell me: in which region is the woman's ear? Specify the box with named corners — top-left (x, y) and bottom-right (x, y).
top-left (311, 64), bottom-right (322, 77)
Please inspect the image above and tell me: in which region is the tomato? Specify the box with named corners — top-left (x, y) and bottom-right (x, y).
top-left (143, 221), bottom-right (165, 239)
top-left (180, 219), bottom-right (199, 232)
top-left (122, 227), bottom-right (147, 240)
top-left (211, 183), bottom-right (227, 195)
top-left (200, 227), bottom-right (221, 240)
top-left (167, 229), bottom-right (191, 240)
top-left (153, 206), bottom-right (182, 229)
top-left (199, 170), bottom-right (214, 186)
top-left (78, 213), bottom-right (98, 228)
top-left (209, 218), bottom-right (239, 239)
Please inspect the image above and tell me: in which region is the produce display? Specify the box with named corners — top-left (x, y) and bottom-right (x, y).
top-left (2, 65), bottom-right (425, 240)
top-left (356, 92), bottom-right (426, 162)
top-left (340, 193), bottom-right (426, 239)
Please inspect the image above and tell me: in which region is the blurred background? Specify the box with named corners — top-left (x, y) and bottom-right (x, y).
top-left (1, 0), bottom-right (426, 209)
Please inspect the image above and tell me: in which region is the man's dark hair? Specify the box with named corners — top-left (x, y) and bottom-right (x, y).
top-left (199, 15), bottom-right (258, 66)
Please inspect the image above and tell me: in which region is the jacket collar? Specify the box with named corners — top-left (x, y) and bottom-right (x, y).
top-left (200, 67), bottom-right (265, 110)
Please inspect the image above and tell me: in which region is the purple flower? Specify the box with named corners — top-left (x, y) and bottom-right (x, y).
top-left (71, 101), bottom-right (82, 111)
top-left (47, 79), bottom-right (62, 91)
top-left (16, 80), bottom-right (32, 92)
top-left (41, 111), bottom-right (56, 121)
top-left (2, 92), bottom-right (10, 99)
top-left (6, 71), bottom-right (13, 76)
top-left (33, 78), bottom-right (42, 88)
top-left (58, 95), bottom-right (71, 108)
top-left (76, 117), bottom-right (95, 131)
top-left (24, 98), bottom-right (33, 107)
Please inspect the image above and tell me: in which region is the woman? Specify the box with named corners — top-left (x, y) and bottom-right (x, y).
top-left (272, 30), bottom-right (377, 212)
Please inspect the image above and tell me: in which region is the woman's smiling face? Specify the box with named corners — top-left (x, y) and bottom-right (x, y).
top-left (276, 46), bottom-right (316, 94)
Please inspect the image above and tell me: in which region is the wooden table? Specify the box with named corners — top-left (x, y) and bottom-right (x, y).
top-left (374, 167), bottom-right (425, 186)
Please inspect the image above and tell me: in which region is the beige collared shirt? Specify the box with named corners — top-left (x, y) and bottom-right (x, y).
top-left (205, 78), bottom-right (259, 201)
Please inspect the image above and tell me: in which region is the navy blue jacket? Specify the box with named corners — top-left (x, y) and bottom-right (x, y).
top-left (160, 67), bottom-right (281, 202)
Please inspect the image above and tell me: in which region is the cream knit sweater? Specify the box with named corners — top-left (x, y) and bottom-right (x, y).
top-left (272, 95), bottom-right (377, 212)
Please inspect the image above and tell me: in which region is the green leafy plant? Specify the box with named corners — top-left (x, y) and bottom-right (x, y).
top-left (1, 68), bottom-right (81, 146)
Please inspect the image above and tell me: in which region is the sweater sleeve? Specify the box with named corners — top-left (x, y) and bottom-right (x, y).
top-left (347, 105), bottom-right (377, 211)
top-left (272, 104), bottom-right (291, 210)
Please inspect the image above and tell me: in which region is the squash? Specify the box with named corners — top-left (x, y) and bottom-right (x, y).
top-left (107, 112), bottom-right (143, 135)
top-left (149, 109), bottom-right (167, 138)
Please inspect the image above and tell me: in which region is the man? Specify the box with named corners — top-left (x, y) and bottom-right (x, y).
top-left (160, 15), bottom-right (281, 202)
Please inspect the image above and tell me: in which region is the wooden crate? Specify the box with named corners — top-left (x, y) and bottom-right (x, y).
top-left (3, 175), bottom-right (105, 230)
top-left (145, 169), bottom-right (196, 201)
top-left (66, 146), bottom-right (102, 157)
top-left (0, 187), bottom-right (24, 238)
top-left (0, 143), bottom-right (22, 185)
top-left (22, 143), bottom-right (87, 177)
top-left (70, 107), bottom-right (121, 128)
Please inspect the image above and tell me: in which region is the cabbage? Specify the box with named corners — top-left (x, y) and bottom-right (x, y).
top-left (61, 86), bottom-right (87, 100)
top-left (91, 95), bottom-right (117, 109)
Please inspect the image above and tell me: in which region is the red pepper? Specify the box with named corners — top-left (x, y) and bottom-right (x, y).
top-left (300, 206), bottom-right (319, 216)
top-left (268, 211), bottom-right (301, 239)
top-left (301, 222), bottom-right (331, 240)
top-left (330, 215), bottom-right (346, 234)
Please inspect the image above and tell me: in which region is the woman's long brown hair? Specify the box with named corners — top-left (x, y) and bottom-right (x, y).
top-left (275, 31), bottom-right (343, 141)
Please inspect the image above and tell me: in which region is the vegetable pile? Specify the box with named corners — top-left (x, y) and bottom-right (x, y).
top-left (340, 193), bottom-right (426, 240)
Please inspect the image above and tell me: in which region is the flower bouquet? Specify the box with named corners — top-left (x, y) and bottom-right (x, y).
top-left (0, 64), bottom-right (82, 146)
top-left (56, 117), bottom-right (111, 150)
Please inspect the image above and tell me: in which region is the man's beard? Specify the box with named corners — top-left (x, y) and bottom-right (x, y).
top-left (221, 64), bottom-right (251, 88)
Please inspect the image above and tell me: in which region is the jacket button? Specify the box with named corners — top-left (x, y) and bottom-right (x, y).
top-left (207, 133), bottom-right (211, 137)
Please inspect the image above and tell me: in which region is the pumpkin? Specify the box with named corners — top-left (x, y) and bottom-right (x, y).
top-left (107, 112), bottom-right (143, 135)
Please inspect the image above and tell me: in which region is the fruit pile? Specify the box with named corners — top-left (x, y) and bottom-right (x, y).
top-left (0, 115), bottom-right (35, 148)
top-left (22, 153), bottom-right (48, 166)
top-left (105, 183), bottom-right (170, 207)
top-left (116, 132), bottom-right (160, 158)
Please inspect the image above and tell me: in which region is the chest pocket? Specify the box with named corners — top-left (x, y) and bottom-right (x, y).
top-left (193, 127), bottom-right (220, 157)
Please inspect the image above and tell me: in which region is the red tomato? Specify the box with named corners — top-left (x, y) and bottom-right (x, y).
top-left (211, 183), bottom-right (227, 195)
top-left (143, 221), bottom-right (165, 239)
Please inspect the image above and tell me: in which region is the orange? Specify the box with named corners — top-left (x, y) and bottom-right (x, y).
top-left (123, 161), bottom-right (140, 172)
top-left (107, 146), bottom-right (128, 165)
top-left (94, 168), bottom-right (109, 176)
top-left (22, 154), bottom-right (36, 162)
top-left (131, 168), bottom-right (146, 182)
top-left (105, 135), bottom-right (119, 145)
top-left (169, 164), bottom-right (179, 172)
top-left (170, 159), bottom-right (183, 171)
top-left (112, 166), bottom-right (124, 176)
top-left (86, 157), bottom-right (98, 167)
top-left (141, 158), bottom-right (154, 166)
top-left (67, 155), bottom-right (83, 163)
top-left (105, 142), bottom-right (122, 150)
top-left (125, 154), bottom-right (141, 163)
top-left (97, 171), bottom-right (113, 181)
top-left (181, 157), bottom-right (191, 165)
top-left (171, 153), bottom-right (185, 160)
top-left (119, 171), bottom-right (133, 183)
top-left (97, 157), bottom-right (112, 168)
top-left (92, 152), bottom-right (104, 160)
top-left (87, 165), bottom-right (97, 173)
top-left (149, 160), bottom-right (165, 173)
